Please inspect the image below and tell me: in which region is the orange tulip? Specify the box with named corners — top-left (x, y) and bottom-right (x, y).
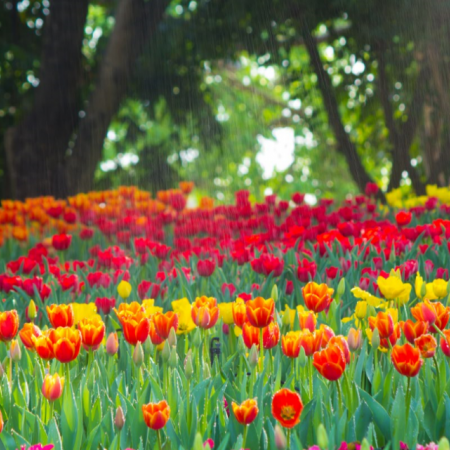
top-left (302, 282), bottom-right (333, 313)
top-left (411, 300), bottom-right (437, 325)
top-left (281, 331), bottom-right (301, 358)
top-left (328, 336), bottom-right (350, 365)
top-left (440, 329), bottom-right (450, 357)
top-left (271, 388), bottom-right (303, 429)
top-left (245, 297), bottom-right (274, 328)
top-left (402, 320), bottom-right (428, 344)
top-left (42, 373), bottom-right (64, 402)
top-left (153, 311), bottom-right (179, 340)
top-left (263, 322), bottom-right (280, 350)
top-left (19, 323), bottom-right (41, 350)
top-left (232, 299), bottom-right (247, 328)
top-left (368, 311), bottom-right (394, 339)
top-left (297, 329), bottom-right (316, 356)
top-left (116, 308), bottom-right (150, 346)
top-left (391, 343), bottom-right (423, 377)
top-left (431, 302), bottom-right (450, 333)
top-left (46, 304), bottom-right (74, 328)
top-left (242, 322), bottom-right (260, 349)
top-left (298, 311), bottom-right (316, 332)
top-left (53, 327), bottom-right (82, 363)
top-left (379, 322), bottom-right (401, 350)
top-left (232, 399), bottom-right (259, 425)
top-left (191, 296), bottom-right (219, 329)
top-left (347, 328), bottom-right (362, 351)
top-left (0, 310), bottom-right (19, 342)
top-left (142, 400), bottom-right (170, 430)
top-left (149, 319), bottom-right (165, 345)
top-left (313, 343), bottom-right (346, 381)
top-left (114, 302), bottom-right (143, 317)
top-left (314, 324), bottom-right (335, 350)
top-left (414, 334), bottom-right (437, 359)
top-left (78, 317), bottom-right (105, 351)
top-left (32, 330), bottom-right (56, 360)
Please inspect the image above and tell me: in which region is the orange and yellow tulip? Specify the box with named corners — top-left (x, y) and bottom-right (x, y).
top-left (368, 311), bottom-right (394, 339)
top-left (232, 399), bottom-right (259, 425)
top-left (302, 282), bottom-right (333, 313)
top-left (78, 317), bottom-right (105, 351)
top-left (0, 310), bottom-right (19, 342)
top-left (414, 334), bottom-right (437, 359)
top-left (391, 343), bottom-right (423, 377)
top-left (46, 304), bottom-right (74, 328)
top-left (245, 297), bottom-right (274, 328)
top-left (153, 311), bottom-right (179, 340)
top-left (281, 331), bottom-right (301, 358)
top-left (142, 400), bottom-right (170, 430)
top-left (42, 373), bottom-right (64, 402)
top-left (271, 388), bottom-right (303, 429)
top-left (313, 343), bottom-right (346, 381)
top-left (19, 323), bottom-right (41, 350)
top-left (191, 296), bottom-right (219, 329)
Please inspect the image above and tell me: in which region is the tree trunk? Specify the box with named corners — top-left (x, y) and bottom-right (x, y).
top-left (5, 0), bottom-right (89, 199)
top-left (301, 23), bottom-right (383, 199)
top-left (66, 0), bottom-right (168, 195)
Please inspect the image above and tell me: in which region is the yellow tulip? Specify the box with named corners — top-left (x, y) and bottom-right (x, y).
top-left (171, 298), bottom-right (197, 334)
top-left (218, 303), bottom-right (234, 325)
top-left (71, 303), bottom-right (101, 325)
top-left (142, 299), bottom-right (163, 317)
top-left (377, 275), bottom-right (411, 304)
top-left (415, 273), bottom-right (437, 300)
top-left (351, 287), bottom-right (382, 307)
top-left (432, 279), bottom-right (448, 299)
top-left (117, 280), bottom-right (132, 299)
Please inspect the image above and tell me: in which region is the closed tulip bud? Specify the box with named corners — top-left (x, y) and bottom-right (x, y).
top-left (248, 344), bottom-right (259, 369)
top-left (203, 361), bottom-right (211, 378)
top-left (275, 424), bottom-right (287, 450)
top-left (161, 340), bottom-right (170, 361)
top-left (168, 328), bottom-right (177, 347)
top-left (371, 328), bottom-right (380, 350)
top-left (360, 439), bottom-right (370, 450)
top-left (337, 278), bottom-right (346, 297)
top-left (115, 406), bottom-right (125, 431)
top-left (10, 340), bottom-right (21, 361)
top-left (317, 424), bottom-right (328, 450)
top-left (237, 335), bottom-right (246, 355)
top-left (348, 328), bottom-right (362, 351)
top-left (168, 347), bottom-right (178, 368)
top-left (184, 350), bottom-right (194, 379)
top-left (192, 329), bottom-right (201, 348)
top-left (299, 345), bottom-right (307, 367)
top-left (42, 373), bottom-right (64, 402)
top-left (439, 438), bottom-right (450, 450)
top-left (117, 280), bottom-right (132, 300)
top-left (28, 300), bottom-right (37, 320)
top-left (133, 342), bottom-right (144, 367)
top-left (271, 284), bottom-right (279, 302)
top-left (106, 333), bottom-right (119, 356)
top-left (143, 336), bottom-right (154, 355)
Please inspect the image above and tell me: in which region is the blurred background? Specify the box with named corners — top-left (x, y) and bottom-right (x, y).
top-left (1, 0), bottom-right (450, 203)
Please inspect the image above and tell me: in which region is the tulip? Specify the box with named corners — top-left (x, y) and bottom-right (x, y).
top-left (302, 282), bottom-right (333, 314)
top-left (297, 329), bottom-right (316, 356)
top-left (116, 309), bottom-right (150, 347)
top-left (440, 329), bottom-right (450, 357)
top-left (53, 327), bottom-right (82, 363)
top-left (328, 336), bottom-right (350, 364)
top-left (274, 424), bottom-right (287, 450)
top-left (10, 339), bottom-right (21, 361)
top-left (414, 334), bottom-right (437, 359)
top-left (106, 332), bottom-right (119, 355)
top-left (403, 320), bottom-right (428, 344)
top-left (153, 311), bottom-right (179, 340)
top-left (281, 332), bottom-right (301, 358)
top-left (78, 317), bottom-right (105, 351)
top-left (52, 233), bottom-right (72, 251)
top-left (347, 328), bottom-right (362, 351)
top-left (395, 211), bottom-right (412, 227)
top-left (133, 342), bottom-right (144, 367)
top-left (231, 398), bottom-right (259, 425)
top-left (298, 311), bottom-right (316, 332)
top-left (313, 343), bottom-right (346, 381)
top-left (242, 323), bottom-right (260, 349)
top-left (142, 400), bottom-right (170, 430)
top-left (42, 373), bottom-right (64, 402)
top-left (95, 297), bottom-right (116, 315)
top-left (191, 296), bottom-right (219, 329)
top-left (19, 323), bottom-right (41, 350)
top-left (232, 299), bottom-right (247, 328)
top-left (28, 300), bottom-right (37, 320)
top-left (0, 310), bottom-right (19, 342)
top-left (368, 311), bottom-right (394, 339)
top-left (197, 259), bottom-right (216, 277)
top-left (218, 302), bottom-right (234, 325)
top-left (245, 297), bottom-right (274, 328)
top-left (391, 343), bottom-right (423, 377)
top-left (271, 388), bottom-right (303, 428)
top-left (46, 304), bottom-right (74, 328)
top-left (115, 406), bottom-right (125, 431)
top-left (263, 322), bottom-right (280, 349)
top-left (117, 280), bottom-right (132, 299)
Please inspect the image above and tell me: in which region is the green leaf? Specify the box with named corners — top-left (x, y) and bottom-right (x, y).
top-left (358, 388), bottom-right (391, 441)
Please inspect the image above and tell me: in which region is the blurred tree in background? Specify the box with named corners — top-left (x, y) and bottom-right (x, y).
top-left (1, 0), bottom-right (450, 202)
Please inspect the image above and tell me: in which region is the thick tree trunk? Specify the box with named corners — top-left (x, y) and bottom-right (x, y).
top-left (5, 0), bottom-right (89, 199)
top-left (377, 48), bottom-right (427, 194)
top-left (301, 23), bottom-right (383, 199)
top-left (66, 0), bottom-right (168, 195)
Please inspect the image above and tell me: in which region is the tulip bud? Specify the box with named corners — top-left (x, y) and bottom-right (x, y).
top-left (10, 340), bottom-right (21, 361)
top-left (298, 346), bottom-right (307, 367)
top-left (317, 424), bottom-right (328, 450)
top-left (348, 328), bottom-right (362, 351)
top-left (168, 347), bottom-right (178, 368)
top-left (248, 344), bottom-right (259, 369)
top-left (106, 333), bottom-right (119, 356)
top-left (360, 439), bottom-right (370, 450)
top-left (371, 328), bottom-right (380, 350)
top-left (192, 329), bottom-right (201, 348)
top-left (114, 406), bottom-right (125, 431)
top-left (237, 335), bottom-right (246, 355)
top-left (42, 373), bottom-right (64, 402)
top-left (193, 432), bottom-right (204, 450)
top-left (161, 340), bottom-right (170, 361)
top-left (439, 438), bottom-right (450, 450)
top-left (133, 342), bottom-right (144, 367)
top-left (184, 350), bottom-right (194, 380)
top-left (282, 308), bottom-right (291, 330)
top-left (275, 424), bottom-right (287, 450)
top-left (168, 328), bottom-right (177, 347)
top-left (143, 336), bottom-right (154, 355)
top-left (117, 280), bottom-right (132, 299)
top-left (203, 361), bottom-right (211, 378)
top-left (271, 285), bottom-right (279, 302)
top-left (337, 278), bottom-right (346, 297)
top-left (222, 323), bottom-right (230, 335)
top-left (28, 300), bottom-right (37, 320)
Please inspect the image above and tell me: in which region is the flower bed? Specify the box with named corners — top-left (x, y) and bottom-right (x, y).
top-left (1, 183), bottom-right (450, 449)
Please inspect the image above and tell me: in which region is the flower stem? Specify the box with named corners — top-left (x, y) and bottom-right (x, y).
top-left (243, 426), bottom-right (248, 449)
top-left (405, 376), bottom-right (412, 424)
top-left (157, 429), bottom-right (162, 450)
top-left (336, 379), bottom-right (343, 417)
top-left (433, 355), bottom-right (441, 398)
top-left (259, 328), bottom-right (264, 372)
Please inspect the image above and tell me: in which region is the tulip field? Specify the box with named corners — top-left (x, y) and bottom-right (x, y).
top-left (4, 183), bottom-right (450, 450)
